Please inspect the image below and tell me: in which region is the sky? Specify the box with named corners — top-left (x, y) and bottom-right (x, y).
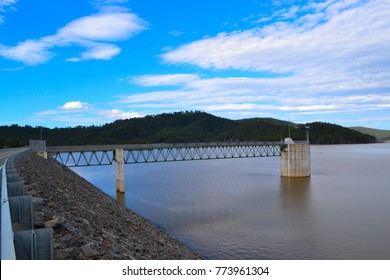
top-left (0, 0), bottom-right (389, 129)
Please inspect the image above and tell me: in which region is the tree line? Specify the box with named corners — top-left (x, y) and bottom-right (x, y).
top-left (0, 111), bottom-right (376, 148)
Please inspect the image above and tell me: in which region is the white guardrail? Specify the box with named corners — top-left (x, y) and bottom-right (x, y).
top-left (1, 158), bottom-right (16, 259)
top-left (1, 150), bottom-right (53, 260)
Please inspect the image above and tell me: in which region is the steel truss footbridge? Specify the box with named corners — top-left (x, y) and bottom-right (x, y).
top-left (45, 141), bottom-right (284, 193)
top-left (48, 142), bottom-right (283, 167)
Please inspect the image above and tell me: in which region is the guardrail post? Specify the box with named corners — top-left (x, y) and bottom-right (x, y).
top-left (9, 195), bottom-right (33, 230)
top-left (6, 173), bottom-right (21, 183)
top-left (114, 148), bottom-right (125, 193)
top-left (14, 228), bottom-right (53, 260)
top-left (6, 181), bottom-right (25, 197)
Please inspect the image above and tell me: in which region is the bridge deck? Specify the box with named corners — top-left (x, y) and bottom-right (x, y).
top-left (47, 141), bottom-right (284, 153)
top-left (48, 142), bottom-right (283, 167)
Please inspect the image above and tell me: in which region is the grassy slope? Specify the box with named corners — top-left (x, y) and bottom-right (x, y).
top-left (350, 127), bottom-right (390, 141)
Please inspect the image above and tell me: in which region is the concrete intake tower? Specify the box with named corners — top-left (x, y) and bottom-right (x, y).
top-left (280, 138), bottom-right (311, 177)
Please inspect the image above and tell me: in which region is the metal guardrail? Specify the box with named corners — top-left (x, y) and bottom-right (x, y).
top-left (1, 159), bottom-right (16, 259)
top-left (1, 152), bottom-right (53, 260)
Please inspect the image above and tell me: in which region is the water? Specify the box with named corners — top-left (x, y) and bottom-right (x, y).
top-left (71, 144), bottom-right (390, 259)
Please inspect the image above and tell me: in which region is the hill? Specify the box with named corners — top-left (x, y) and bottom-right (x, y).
top-left (350, 127), bottom-right (390, 142)
top-left (0, 111), bottom-right (376, 148)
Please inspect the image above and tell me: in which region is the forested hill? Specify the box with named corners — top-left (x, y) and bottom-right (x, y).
top-left (350, 126), bottom-right (390, 142)
top-left (0, 111), bottom-right (376, 148)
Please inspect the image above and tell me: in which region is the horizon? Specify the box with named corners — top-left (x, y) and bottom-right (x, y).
top-left (1, 0), bottom-right (390, 129)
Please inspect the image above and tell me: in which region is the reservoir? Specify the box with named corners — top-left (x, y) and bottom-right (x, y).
top-left (71, 144), bottom-right (390, 259)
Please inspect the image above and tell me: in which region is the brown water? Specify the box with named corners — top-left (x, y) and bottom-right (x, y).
top-left (72, 144), bottom-right (390, 259)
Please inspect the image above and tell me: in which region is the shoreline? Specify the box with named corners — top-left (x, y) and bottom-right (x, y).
top-left (16, 151), bottom-right (202, 260)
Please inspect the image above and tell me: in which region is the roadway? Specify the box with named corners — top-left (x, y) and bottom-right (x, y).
top-left (0, 148), bottom-right (29, 167)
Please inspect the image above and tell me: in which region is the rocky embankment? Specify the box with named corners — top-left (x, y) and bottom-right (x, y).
top-left (16, 151), bottom-right (202, 260)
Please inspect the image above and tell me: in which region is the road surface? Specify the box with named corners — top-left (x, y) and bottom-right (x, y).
top-left (0, 148), bottom-right (28, 168)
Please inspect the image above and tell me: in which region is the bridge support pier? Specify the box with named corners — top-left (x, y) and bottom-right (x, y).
top-left (280, 143), bottom-right (311, 177)
top-left (114, 148), bottom-right (125, 193)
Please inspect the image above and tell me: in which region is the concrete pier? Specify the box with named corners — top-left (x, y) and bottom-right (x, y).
top-left (280, 142), bottom-right (311, 177)
top-left (114, 148), bottom-right (125, 193)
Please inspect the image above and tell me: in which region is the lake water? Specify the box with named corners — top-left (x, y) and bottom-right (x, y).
top-left (71, 144), bottom-right (390, 259)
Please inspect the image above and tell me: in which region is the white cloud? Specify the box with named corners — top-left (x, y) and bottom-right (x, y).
top-left (0, 8), bottom-right (148, 65)
top-left (162, 0), bottom-right (390, 80)
top-left (169, 30), bottom-right (184, 37)
top-left (0, 40), bottom-right (53, 65)
top-left (0, 0), bottom-right (17, 11)
top-left (60, 101), bottom-right (89, 110)
top-left (35, 110), bottom-right (60, 116)
top-left (98, 109), bottom-right (143, 119)
top-left (0, 66), bottom-right (24, 71)
top-left (130, 74), bottom-right (201, 87)
top-left (31, 106), bottom-right (143, 127)
top-left (57, 12), bottom-right (146, 42)
top-left (68, 43), bottom-right (121, 62)
top-left (117, 71), bottom-right (390, 125)
top-left (65, 57), bottom-right (80, 62)
top-left (150, 0), bottom-right (390, 125)
top-left (204, 103), bottom-right (342, 113)
top-left (29, 114), bottom-right (103, 127)
top-left (0, 0), bottom-right (18, 25)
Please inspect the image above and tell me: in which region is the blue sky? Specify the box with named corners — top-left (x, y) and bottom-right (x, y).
top-left (1, 0), bottom-right (389, 129)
